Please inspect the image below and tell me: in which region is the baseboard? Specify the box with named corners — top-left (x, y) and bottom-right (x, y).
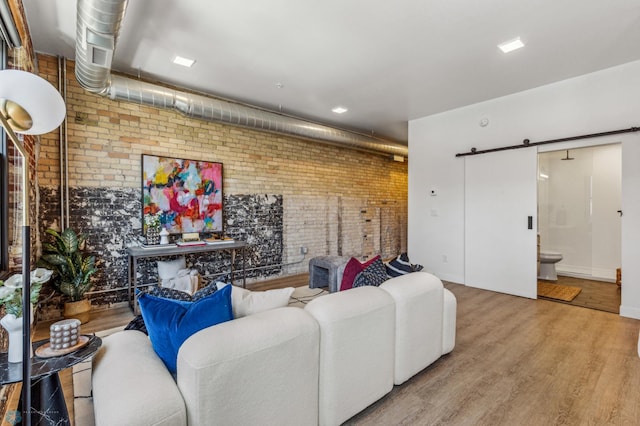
top-left (556, 266), bottom-right (616, 283)
top-left (619, 305), bottom-right (640, 320)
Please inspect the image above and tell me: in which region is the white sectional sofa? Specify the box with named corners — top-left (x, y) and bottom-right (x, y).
top-left (92, 272), bottom-right (456, 426)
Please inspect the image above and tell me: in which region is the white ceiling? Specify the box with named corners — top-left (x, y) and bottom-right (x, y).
top-left (21, 0), bottom-right (640, 143)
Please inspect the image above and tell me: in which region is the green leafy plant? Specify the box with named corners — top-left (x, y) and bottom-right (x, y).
top-left (39, 228), bottom-right (97, 302)
top-left (0, 269), bottom-right (52, 317)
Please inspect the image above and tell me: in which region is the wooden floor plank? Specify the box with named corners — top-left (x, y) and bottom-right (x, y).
top-left (26, 275), bottom-right (639, 426)
top-left (347, 282), bottom-right (640, 426)
top-left (539, 275), bottom-right (620, 313)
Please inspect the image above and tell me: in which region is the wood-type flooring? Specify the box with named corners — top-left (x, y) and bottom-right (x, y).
top-left (25, 273), bottom-right (639, 426)
top-left (347, 282), bottom-right (640, 425)
top-left (539, 275), bottom-right (620, 314)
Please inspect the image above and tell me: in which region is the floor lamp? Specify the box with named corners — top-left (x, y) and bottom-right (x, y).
top-left (0, 69), bottom-right (65, 425)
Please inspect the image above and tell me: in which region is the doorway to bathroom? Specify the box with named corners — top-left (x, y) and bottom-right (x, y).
top-left (537, 144), bottom-right (621, 313)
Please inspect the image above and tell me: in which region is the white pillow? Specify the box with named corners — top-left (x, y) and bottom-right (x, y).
top-left (157, 257), bottom-right (186, 280)
top-left (217, 283), bottom-right (295, 318)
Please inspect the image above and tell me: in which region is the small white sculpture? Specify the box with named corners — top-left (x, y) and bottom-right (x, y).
top-left (160, 228), bottom-right (170, 245)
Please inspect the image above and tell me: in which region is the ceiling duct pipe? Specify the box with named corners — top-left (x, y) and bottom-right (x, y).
top-left (75, 0), bottom-right (408, 157)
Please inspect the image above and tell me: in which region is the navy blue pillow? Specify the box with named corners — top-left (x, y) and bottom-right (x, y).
top-left (385, 253), bottom-right (424, 277)
top-left (138, 284), bottom-right (233, 374)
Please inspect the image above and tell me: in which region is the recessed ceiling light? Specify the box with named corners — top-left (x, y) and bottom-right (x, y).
top-left (497, 37), bottom-right (525, 53)
top-left (173, 56), bottom-right (196, 67)
top-left (332, 106), bottom-right (348, 114)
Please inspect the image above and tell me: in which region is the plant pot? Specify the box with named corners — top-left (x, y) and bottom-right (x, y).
top-left (64, 299), bottom-right (91, 324)
top-left (1, 306), bottom-right (35, 363)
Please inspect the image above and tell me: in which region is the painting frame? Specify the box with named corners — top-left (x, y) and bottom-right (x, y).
top-left (141, 154), bottom-right (224, 236)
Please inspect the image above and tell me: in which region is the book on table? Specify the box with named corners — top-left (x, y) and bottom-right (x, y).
top-left (205, 237), bottom-right (235, 244)
top-left (176, 240), bottom-right (207, 247)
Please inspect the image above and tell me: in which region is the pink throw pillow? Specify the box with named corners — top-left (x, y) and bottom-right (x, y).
top-left (339, 255), bottom-right (381, 291)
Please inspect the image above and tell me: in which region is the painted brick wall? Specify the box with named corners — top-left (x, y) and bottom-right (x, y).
top-left (35, 54), bottom-right (408, 314)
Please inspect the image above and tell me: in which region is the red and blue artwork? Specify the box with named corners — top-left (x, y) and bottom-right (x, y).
top-left (142, 154), bottom-right (223, 234)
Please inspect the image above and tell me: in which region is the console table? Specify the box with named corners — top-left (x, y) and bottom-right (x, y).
top-left (127, 241), bottom-right (247, 312)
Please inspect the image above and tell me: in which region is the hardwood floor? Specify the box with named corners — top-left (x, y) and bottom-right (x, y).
top-left (346, 282), bottom-right (640, 425)
top-left (24, 274), bottom-right (639, 426)
top-left (538, 275), bottom-right (620, 314)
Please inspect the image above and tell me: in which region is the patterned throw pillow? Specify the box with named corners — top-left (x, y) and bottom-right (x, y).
top-left (385, 253), bottom-right (424, 278)
top-left (124, 314), bottom-right (148, 334)
top-left (353, 257), bottom-right (389, 287)
top-left (147, 286), bottom-right (193, 301)
top-left (340, 255), bottom-right (382, 291)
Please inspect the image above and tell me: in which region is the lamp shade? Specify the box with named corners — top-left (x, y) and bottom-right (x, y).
top-left (0, 69), bottom-right (65, 135)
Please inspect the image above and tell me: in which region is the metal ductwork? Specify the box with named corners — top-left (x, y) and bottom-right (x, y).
top-left (75, 0), bottom-right (408, 157)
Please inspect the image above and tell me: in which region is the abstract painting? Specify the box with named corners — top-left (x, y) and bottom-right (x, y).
top-left (142, 154), bottom-right (223, 234)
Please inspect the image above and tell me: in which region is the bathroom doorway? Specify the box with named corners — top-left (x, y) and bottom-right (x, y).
top-left (537, 144), bottom-right (621, 313)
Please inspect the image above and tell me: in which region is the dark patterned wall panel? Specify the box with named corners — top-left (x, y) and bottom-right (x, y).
top-left (38, 187), bottom-right (283, 313)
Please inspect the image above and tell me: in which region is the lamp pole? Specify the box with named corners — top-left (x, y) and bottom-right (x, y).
top-left (0, 112), bottom-right (32, 424)
top-left (0, 68), bottom-right (66, 425)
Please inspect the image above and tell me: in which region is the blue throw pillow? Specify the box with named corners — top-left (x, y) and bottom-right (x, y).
top-left (138, 284), bottom-right (233, 374)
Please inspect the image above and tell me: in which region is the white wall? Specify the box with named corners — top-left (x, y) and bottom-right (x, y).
top-left (409, 60), bottom-right (640, 319)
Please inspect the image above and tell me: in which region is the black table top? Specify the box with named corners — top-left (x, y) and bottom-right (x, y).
top-left (0, 335), bottom-right (102, 385)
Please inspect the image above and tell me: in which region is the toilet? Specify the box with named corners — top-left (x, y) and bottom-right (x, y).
top-left (539, 251), bottom-right (563, 281)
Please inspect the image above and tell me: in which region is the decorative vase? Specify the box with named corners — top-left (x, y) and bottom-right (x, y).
top-left (1, 306), bottom-right (35, 363)
top-left (63, 299), bottom-right (91, 324)
top-left (159, 227), bottom-right (170, 245)
top-left (146, 227), bottom-right (160, 245)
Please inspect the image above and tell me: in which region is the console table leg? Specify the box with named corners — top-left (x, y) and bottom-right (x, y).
top-left (242, 246), bottom-right (246, 288)
top-left (230, 249), bottom-right (236, 285)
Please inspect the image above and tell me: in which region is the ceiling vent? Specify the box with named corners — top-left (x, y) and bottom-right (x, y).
top-left (86, 28), bottom-right (114, 68)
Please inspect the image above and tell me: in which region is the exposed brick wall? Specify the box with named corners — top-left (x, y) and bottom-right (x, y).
top-left (35, 53), bottom-right (408, 315)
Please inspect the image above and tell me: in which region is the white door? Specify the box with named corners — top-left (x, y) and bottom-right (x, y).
top-left (464, 147), bottom-right (538, 298)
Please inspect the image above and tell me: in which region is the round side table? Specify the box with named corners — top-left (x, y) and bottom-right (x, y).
top-left (0, 334), bottom-right (102, 425)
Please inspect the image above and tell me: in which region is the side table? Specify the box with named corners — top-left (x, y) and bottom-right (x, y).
top-left (0, 335), bottom-right (102, 425)
top-left (308, 256), bottom-right (350, 293)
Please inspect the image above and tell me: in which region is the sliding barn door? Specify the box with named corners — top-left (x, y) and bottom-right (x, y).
top-left (465, 148), bottom-right (538, 298)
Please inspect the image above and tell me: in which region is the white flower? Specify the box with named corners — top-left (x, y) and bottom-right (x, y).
top-left (31, 268), bottom-right (53, 284)
top-left (3, 274), bottom-right (22, 289)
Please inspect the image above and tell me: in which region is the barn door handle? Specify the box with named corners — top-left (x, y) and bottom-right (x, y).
top-left (528, 216), bottom-right (533, 230)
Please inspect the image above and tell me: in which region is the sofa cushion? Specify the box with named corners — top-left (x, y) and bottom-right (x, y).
top-left (305, 286), bottom-right (395, 425)
top-left (340, 255), bottom-right (381, 291)
top-left (352, 257), bottom-right (388, 287)
top-left (217, 283), bottom-right (294, 318)
top-left (177, 307), bottom-right (319, 426)
top-left (380, 272), bottom-right (444, 384)
top-left (138, 284), bottom-right (233, 374)
top-left (93, 331), bottom-right (187, 426)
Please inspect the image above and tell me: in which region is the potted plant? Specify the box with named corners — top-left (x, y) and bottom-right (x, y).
top-left (39, 228), bottom-right (97, 323)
